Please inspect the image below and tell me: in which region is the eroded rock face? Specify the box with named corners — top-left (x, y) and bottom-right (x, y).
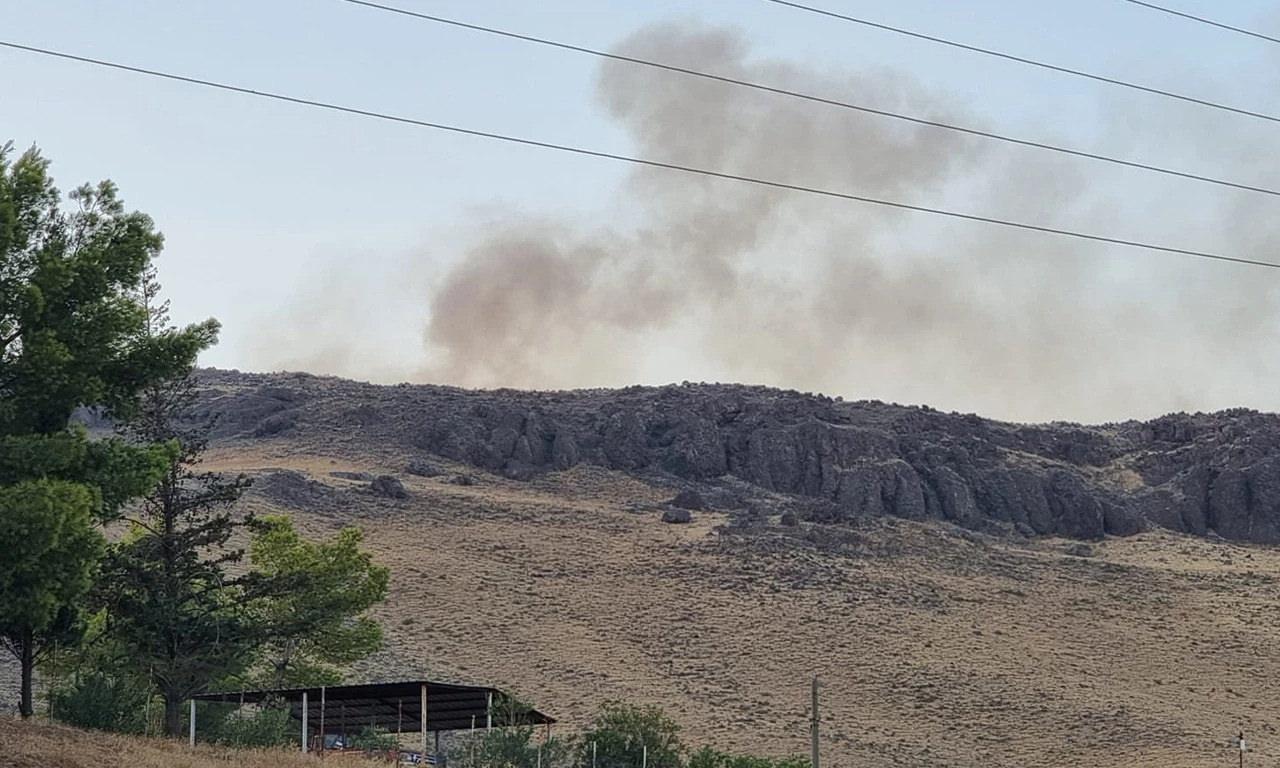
top-left (194, 371), bottom-right (1280, 543)
top-left (369, 475), bottom-right (409, 500)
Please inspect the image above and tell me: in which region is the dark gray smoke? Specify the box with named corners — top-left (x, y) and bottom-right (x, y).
top-left (409, 22), bottom-right (1280, 422)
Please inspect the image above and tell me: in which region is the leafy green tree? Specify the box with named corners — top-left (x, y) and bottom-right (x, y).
top-left (248, 515), bottom-right (390, 688)
top-left (0, 143), bottom-right (215, 718)
top-left (580, 702), bottom-right (683, 768)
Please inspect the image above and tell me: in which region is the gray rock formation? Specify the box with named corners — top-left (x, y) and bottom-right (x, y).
top-left (193, 370), bottom-right (1280, 543)
top-left (670, 490), bottom-right (708, 510)
top-left (370, 475), bottom-right (409, 500)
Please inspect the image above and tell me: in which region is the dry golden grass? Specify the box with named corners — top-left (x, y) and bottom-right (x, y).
top-left (198, 443), bottom-right (1280, 768)
top-left (0, 716), bottom-right (370, 768)
top-left (8, 439), bottom-right (1279, 767)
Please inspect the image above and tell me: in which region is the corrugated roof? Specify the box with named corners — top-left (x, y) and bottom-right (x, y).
top-left (193, 680), bottom-right (554, 732)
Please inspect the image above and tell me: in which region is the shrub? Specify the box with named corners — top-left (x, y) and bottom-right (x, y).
top-left (50, 671), bottom-right (153, 734)
top-left (449, 697), bottom-right (575, 768)
top-left (198, 702), bottom-right (294, 747)
top-left (580, 702), bottom-right (682, 768)
top-left (351, 726), bottom-right (399, 752)
top-left (687, 747), bottom-right (811, 768)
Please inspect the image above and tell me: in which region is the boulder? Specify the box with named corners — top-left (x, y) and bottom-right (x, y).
top-left (369, 475), bottom-right (409, 499)
top-left (406, 460), bottom-right (442, 477)
top-left (662, 508), bottom-right (692, 524)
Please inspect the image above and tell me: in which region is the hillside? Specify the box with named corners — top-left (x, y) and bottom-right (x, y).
top-left (8, 369), bottom-right (1280, 767)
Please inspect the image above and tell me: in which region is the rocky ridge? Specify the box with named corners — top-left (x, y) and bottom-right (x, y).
top-left (192, 369), bottom-right (1280, 543)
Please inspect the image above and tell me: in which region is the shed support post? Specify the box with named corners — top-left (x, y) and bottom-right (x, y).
top-left (420, 683), bottom-right (428, 759)
top-left (188, 700), bottom-right (196, 748)
top-left (320, 686), bottom-right (326, 753)
top-left (486, 692), bottom-right (492, 729)
top-left (302, 690), bottom-right (309, 753)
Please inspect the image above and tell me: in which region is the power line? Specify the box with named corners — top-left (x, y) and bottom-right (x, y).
top-left (1, 38), bottom-right (1276, 270)
top-left (763, 0), bottom-right (1280, 125)
top-left (1122, 0), bottom-right (1280, 45)
top-left (339, 0), bottom-right (1280, 199)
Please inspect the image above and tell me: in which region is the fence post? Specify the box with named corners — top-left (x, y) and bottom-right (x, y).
top-left (810, 677), bottom-right (820, 768)
top-left (302, 690), bottom-right (309, 753)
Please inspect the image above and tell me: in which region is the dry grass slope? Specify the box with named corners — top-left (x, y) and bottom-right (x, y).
top-left (190, 442), bottom-right (1280, 768)
top-left (7, 416), bottom-right (1278, 767)
top-left (0, 717), bottom-right (368, 768)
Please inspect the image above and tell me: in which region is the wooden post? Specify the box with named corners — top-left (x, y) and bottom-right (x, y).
top-left (486, 692), bottom-right (493, 729)
top-left (810, 677), bottom-right (820, 768)
top-left (591, 741), bottom-right (597, 768)
top-left (643, 743), bottom-right (648, 768)
top-left (420, 683), bottom-right (429, 760)
top-left (302, 691), bottom-right (309, 753)
top-left (320, 686), bottom-right (326, 753)
top-left (188, 700), bottom-right (196, 748)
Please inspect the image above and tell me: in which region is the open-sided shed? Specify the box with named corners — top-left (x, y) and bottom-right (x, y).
top-left (192, 679), bottom-right (554, 755)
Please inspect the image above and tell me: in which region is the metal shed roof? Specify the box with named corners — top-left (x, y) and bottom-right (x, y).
top-left (193, 680), bottom-right (554, 733)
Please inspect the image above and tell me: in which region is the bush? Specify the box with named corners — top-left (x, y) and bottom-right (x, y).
top-left (687, 747), bottom-right (810, 768)
top-left (351, 726), bottom-right (399, 752)
top-left (197, 702), bottom-right (293, 747)
top-left (450, 724), bottom-right (575, 768)
top-left (580, 702), bottom-right (682, 768)
top-left (50, 671), bottom-right (153, 734)
top-left (450, 696), bottom-right (575, 768)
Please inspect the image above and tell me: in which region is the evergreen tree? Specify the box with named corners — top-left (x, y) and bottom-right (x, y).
top-left (96, 267), bottom-right (260, 736)
top-left (0, 144), bottom-right (217, 717)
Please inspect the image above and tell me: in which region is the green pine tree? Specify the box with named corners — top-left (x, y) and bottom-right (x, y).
top-left (0, 143), bottom-right (218, 718)
top-left (95, 265), bottom-right (260, 737)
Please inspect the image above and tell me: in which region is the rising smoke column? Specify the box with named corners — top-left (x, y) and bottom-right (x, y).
top-left (417, 21), bottom-right (1280, 422)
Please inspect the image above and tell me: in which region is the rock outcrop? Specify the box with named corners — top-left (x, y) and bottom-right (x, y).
top-left (193, 370), bottom-right (1280, 543)
top-left (369, 475), bottom-right (409, 499)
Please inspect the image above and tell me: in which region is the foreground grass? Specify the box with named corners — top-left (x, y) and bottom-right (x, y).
top-left (0, 716), bottom-right (370, 768)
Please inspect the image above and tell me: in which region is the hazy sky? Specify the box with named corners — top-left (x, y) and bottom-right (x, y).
top-left (4, 0), bottom-right (1280, 424)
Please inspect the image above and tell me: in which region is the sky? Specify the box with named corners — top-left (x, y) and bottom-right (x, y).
top-left (3, 0), bottom-right (1280, 424)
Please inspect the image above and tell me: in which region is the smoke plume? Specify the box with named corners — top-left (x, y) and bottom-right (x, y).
top-left (269, 21), bottom-right (1280, 423)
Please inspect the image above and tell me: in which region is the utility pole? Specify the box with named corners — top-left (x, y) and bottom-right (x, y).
top-left (810, 677), bottom-right (820, 768)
